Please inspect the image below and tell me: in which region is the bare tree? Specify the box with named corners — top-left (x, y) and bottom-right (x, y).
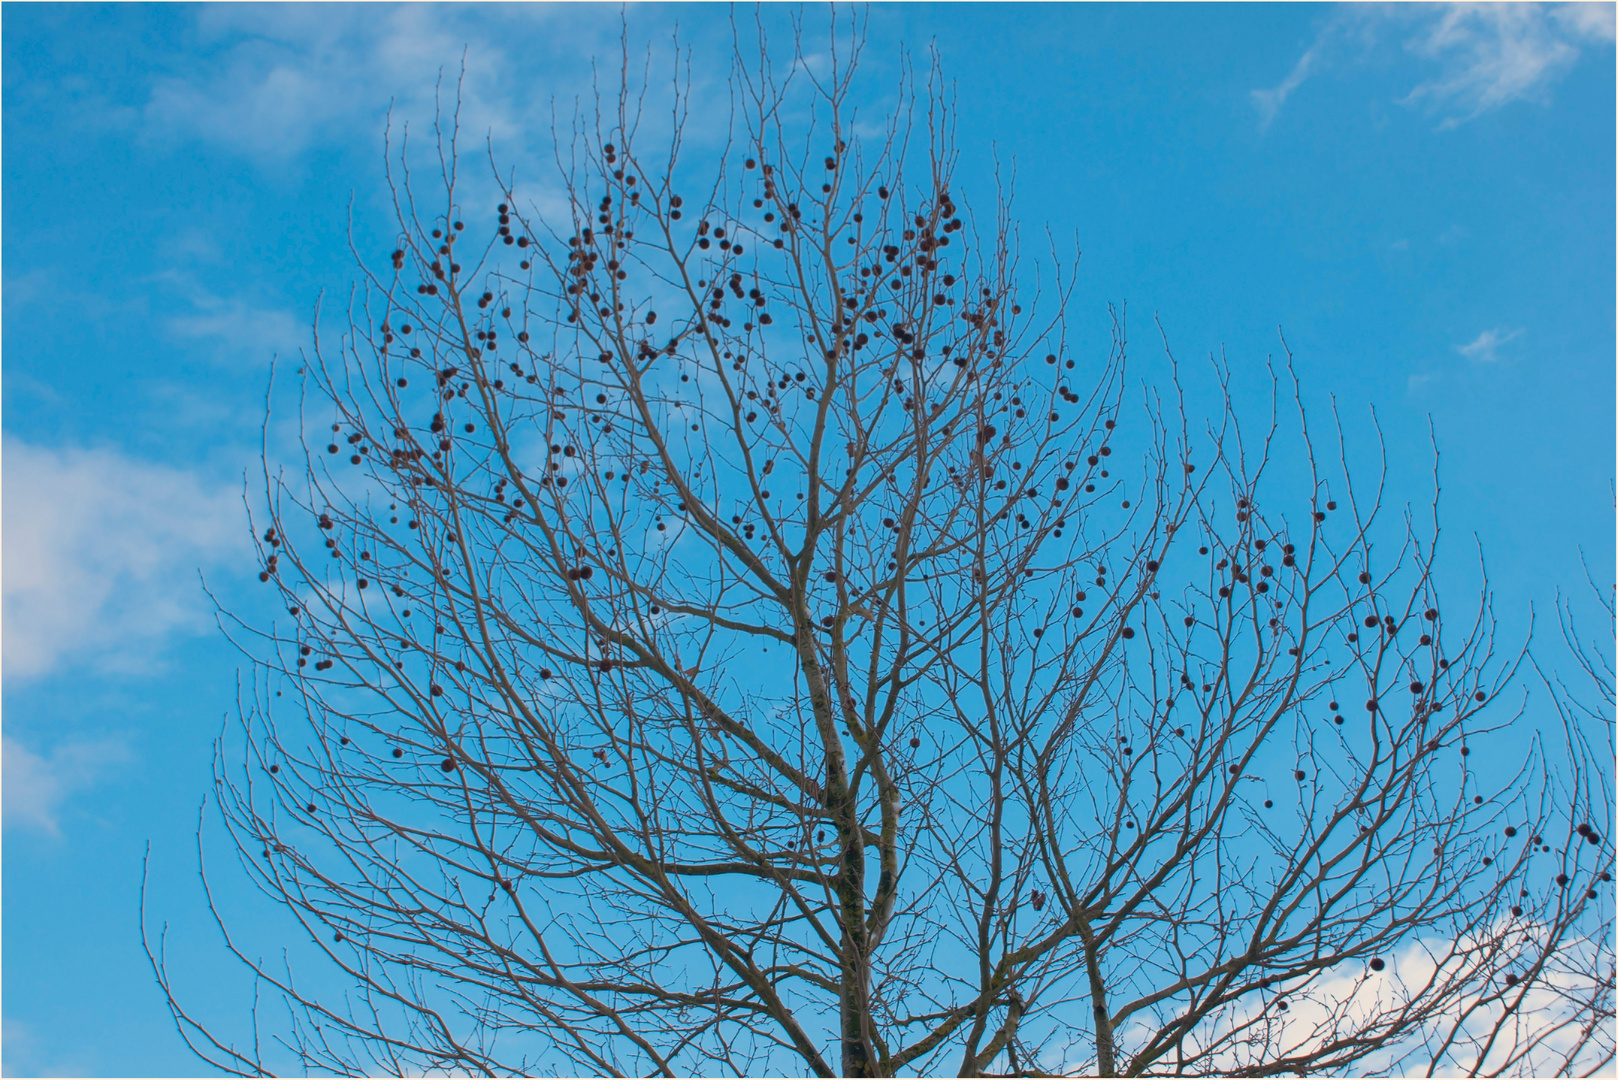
top-left (1467, 567), bottom-right (1618, 1078)
top-left (145, 21), bottom-right (1613, 1078)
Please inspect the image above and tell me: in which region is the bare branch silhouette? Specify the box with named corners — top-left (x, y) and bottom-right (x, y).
top-left (145, 19), bottom-right (1613, 1078)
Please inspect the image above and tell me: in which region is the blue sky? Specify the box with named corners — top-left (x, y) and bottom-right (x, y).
top-left (2, 4), bottom-right (1612, 1075)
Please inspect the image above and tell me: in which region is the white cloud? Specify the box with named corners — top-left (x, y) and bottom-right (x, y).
top-left (1254, 3), bottom-right (1614, 129)
top-left (1252, 43), bottom-right (1324, 131)
top-left (2, 437), bottom-right (247, 680)
top-left (1457, 326), bottom-right (1523, 363)
top-left (1, 735), bottom-right (129, 835)
top-left (1102, 930), bottom-right (1611, 1076)
top-left (160, 273), bottom-right (309, 362)
top-left (1551, 1), bottom-right (1618, 43)
top-left (139, 5), bottom-right (615, 166)
top-left (143, 6), bottom-right (490, 162)
top-left (1400, 3), bottom-right (1603, 127)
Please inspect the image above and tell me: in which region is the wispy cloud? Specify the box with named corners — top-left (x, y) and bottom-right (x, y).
top-left (1, 1014), bottom-right (102, 1075)
top-left (139, 5), bottom-right (620, 167)
top-left (1552, 0), bottom-right (1618, 42)
top-left (143, 6), bottom-right (502, 162)
top-left (2, 735), bottom-right (130, 835)
top-left (1457, 326), bottom-right (1523, 363)
top-left (159, 273), bottom-right (309, 362)
top-left (1254, 3), bottom-right (1614, 129)
top-left (1401, 3), bottom-right (1612, 127)
top-left (2, 437), bottom-right (247, 680)
top-left (1252, 43), bottom-right (1324, 131)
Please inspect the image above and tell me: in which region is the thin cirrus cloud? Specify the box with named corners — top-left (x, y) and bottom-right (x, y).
top-left (1, 436), bottom-right (247, 681)
top-left (1, 734), bottom-right (130, 835)
top-left (138, 4), bottom-right (620, 166)
top-left (1251, 38), bottom-right (1327, 130)
top-left (159, 272), bottom-right (310, 363)
top-left (1254, 3), bottom-right (1615, 130)
top-left (142, 4), bottom-right (510, 162)
top-left (1457, 326), bottom-right (1523, 363)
